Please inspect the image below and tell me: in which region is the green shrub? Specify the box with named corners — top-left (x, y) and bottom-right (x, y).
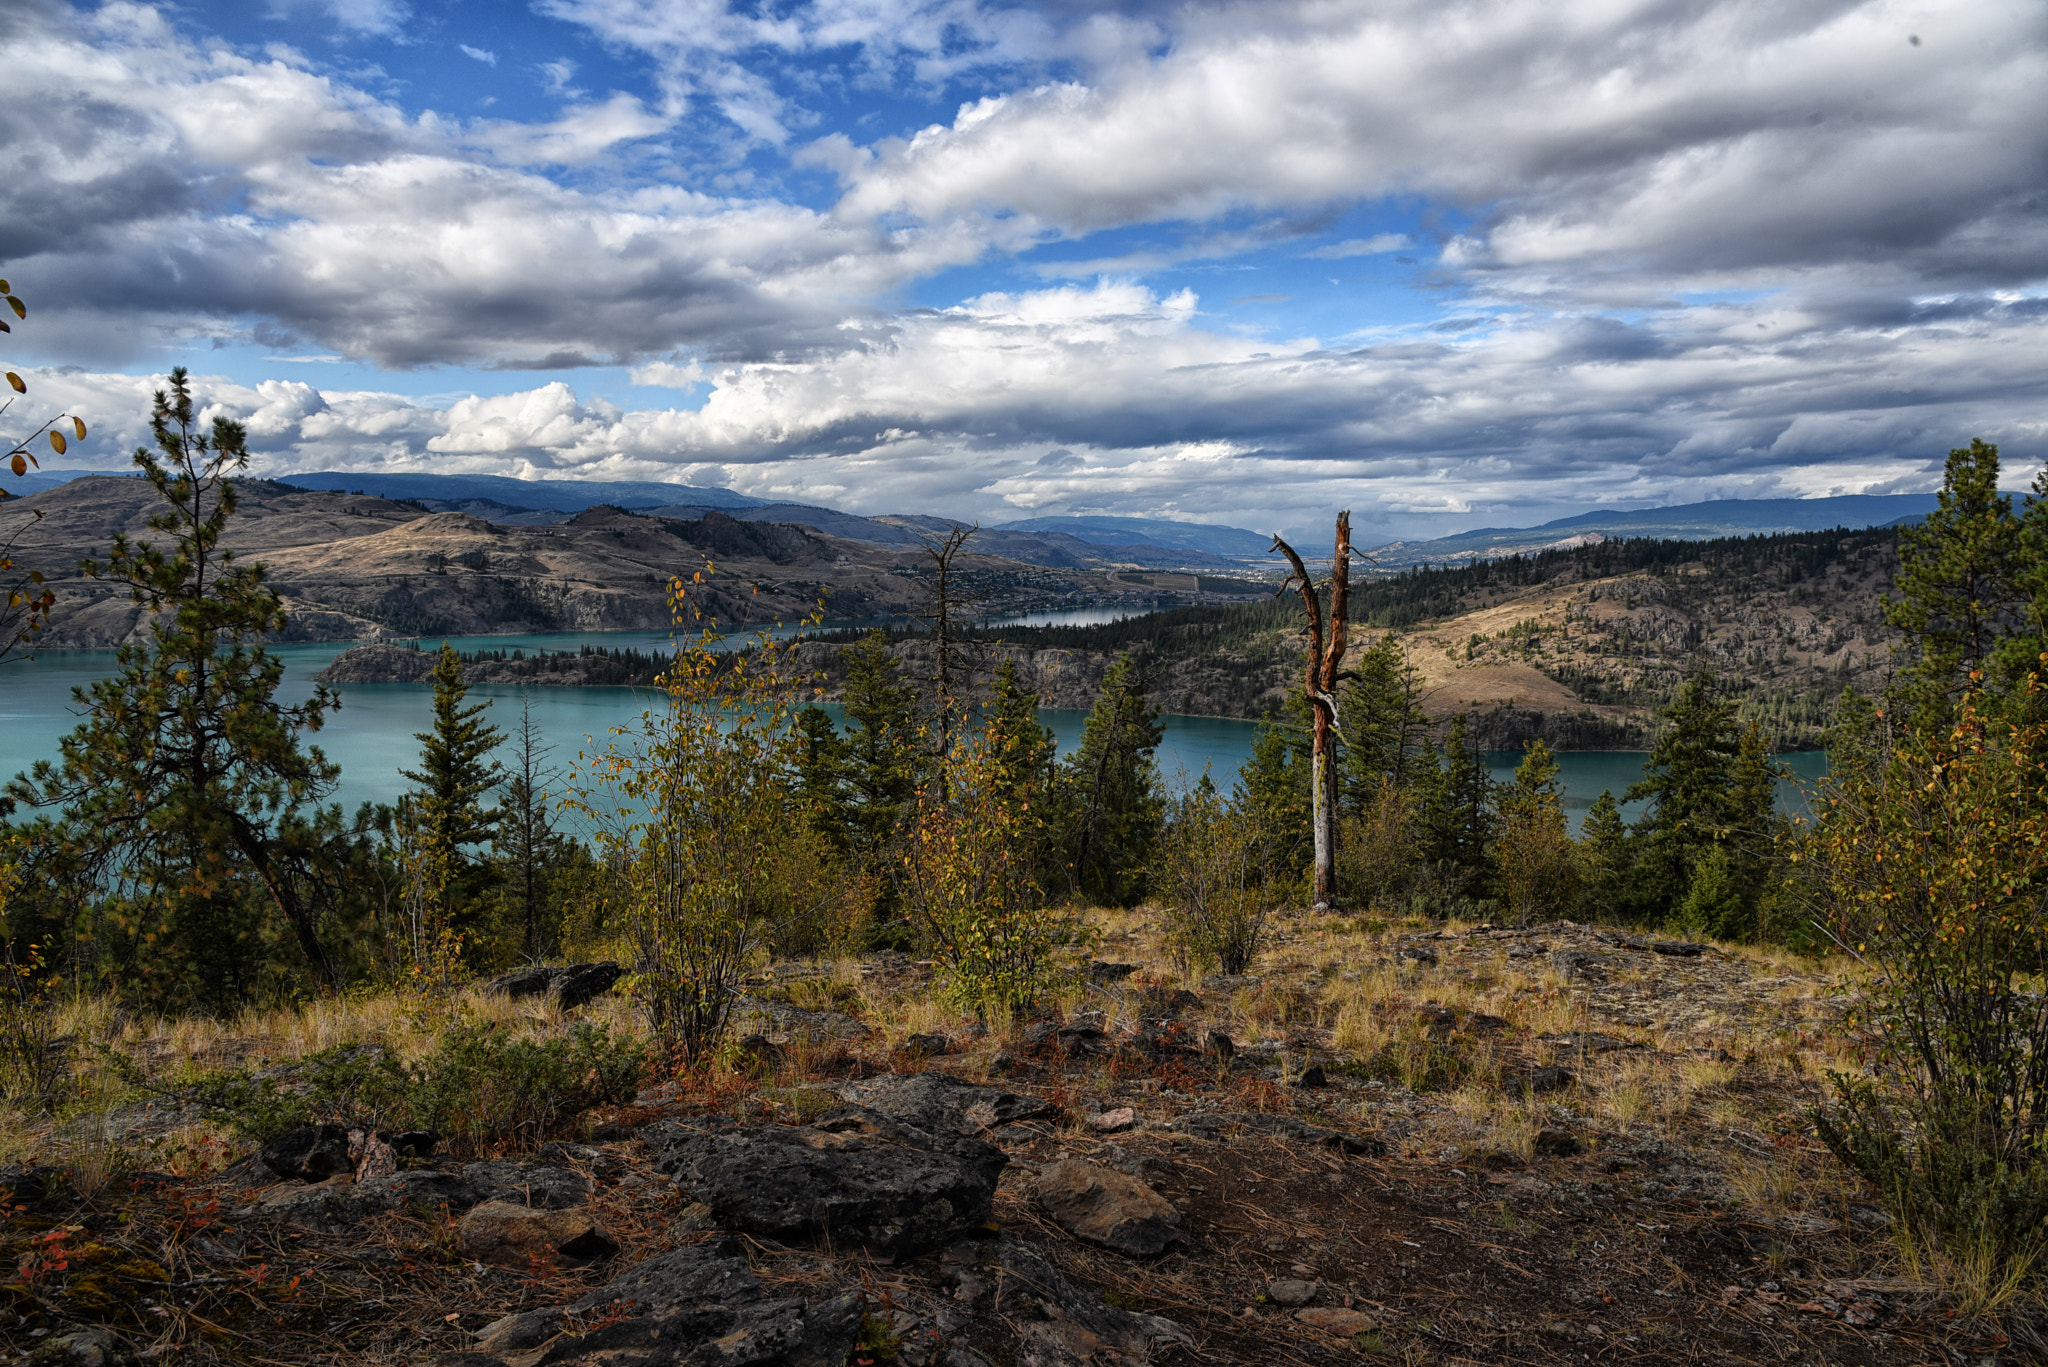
top-left (1804, 701), bottom-right (2048, 1299)
top-left (193, 1023), bottom-right (647, 1154)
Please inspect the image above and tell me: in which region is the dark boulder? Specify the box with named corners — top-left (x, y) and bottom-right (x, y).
top-left (837, 1070), bottom-right (1056, 1134)
top-left (260, 1124), bottom-right (354, 1182)
top-left (495, 1237), bottom-right (862, 1367)
top-left (460, 1162), bottom-right (593, 1210)
top-left (483, 961), bottom-right (622, 1010)
top-left (651, 1118), bottom-right (1005, 1258)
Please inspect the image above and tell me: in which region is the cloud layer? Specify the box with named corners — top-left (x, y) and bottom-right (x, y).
top-left (1, 0), bottom-right (2045, 537)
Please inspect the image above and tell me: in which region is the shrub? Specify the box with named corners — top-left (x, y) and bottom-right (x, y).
top-left (900, 725), bottom-right (1078, 1017)
top-left (1156, 782), bottom-right (1269, 975)
top-left (574, 574), bottom-right (836, 1064)
top-left (1336, 778), bottom-right (1414, 908)
top-left (195, 1023), bottom-right (648, 1155)
top-left (1803, 697), bottom-right (2048, 1298)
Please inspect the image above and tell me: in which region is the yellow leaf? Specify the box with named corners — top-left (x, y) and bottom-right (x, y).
top-left (7, 455), bottom-right (21, 477)
top-left (71, 417), bottom-right (85, 440)
top-left (4, 296), bottom-right (21, 320)
top-left (47, 431), bottom-right (64, 456)
top-left (4, 373), bottom-right (21, 394)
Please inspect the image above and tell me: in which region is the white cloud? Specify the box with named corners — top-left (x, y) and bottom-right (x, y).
top-left (23, 270), bottom-right (2045, 541)
top-left (459, 44), bottom-right (497, 66)
top-left (1304, 235), bottom-right (1410, 260)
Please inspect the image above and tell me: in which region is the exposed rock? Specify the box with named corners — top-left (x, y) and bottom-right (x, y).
top-left (1534, 1129), bottom-right (1583, 1157)
top-left (1550, 949), bottom-right (1610, 979)
top-left (1266, 1278), bottom-right (1318, 1306)
top-left (1397, 945), bottom-right (1439, 967)
top-left (1088, 1107), bottom-right (1138, 1134)
top-left (901, 1033), bottom-right (952, 1058)
top-left (1088, 961), bottom-right (1139, 984)
top-left (25, 1327), bottom-right (132, 1367)
top-left (1537, 1031), bottom-right (1643, 1053)
top-left (349, 1129), bottom-right (398, 1180)
top-left (460, 1162), bottom-right (592, 1210)
top-left (651, 1118), bottom-right (1005, 1258)
top-left (1522, 1065), bottom-right (1576, 1094)
top-left (1022, 1020), bottom-right (1110, 1059)
top-left (1295, 1306), bottom-right (1377, 1335)
top-left (529, 1236), bottom-right (863, 1367)
top-left (458, 1200), bottom-right (617, 1265)
top-left (260, 1124), bottom-right (354, 1182)
top-left (473, 1307), bottom-right (565, 1354)
top-left (1206, 1030), bottom-right (1236, 1062)
top-left (483, 961), bottom-right (622, 1010)
top-left (1649, 940), bottom-right (1708, 957)
top-left (731, 994), bottom-right (873, 1042)
top-left (950, 1236), bottom-right (1190, 1366)
top-left (736, 1034), bottom-right (785, 1070)
top-left (1292, 1063), bottom-right (1329, 1089)
top-left (252, 1170), bottom-right (478, 1229)
top-left (837, 1070), bottom-right (1056, 1134)
top-left (1037, 1158), bottom-right (1180, 1257)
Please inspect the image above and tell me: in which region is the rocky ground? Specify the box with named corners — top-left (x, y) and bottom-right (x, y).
top-left (0, 914), bottom-right (2031, 1367)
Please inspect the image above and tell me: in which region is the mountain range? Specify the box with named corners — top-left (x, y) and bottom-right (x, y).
top-left (8, 468), bottom-right (1942, 570)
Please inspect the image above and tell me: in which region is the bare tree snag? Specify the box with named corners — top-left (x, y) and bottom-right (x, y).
top-left (1271, 511), bottom-right (1353, 908)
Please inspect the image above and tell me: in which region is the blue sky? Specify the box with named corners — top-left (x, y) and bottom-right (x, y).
top-left (2, 0), bottom-right (2045, 543)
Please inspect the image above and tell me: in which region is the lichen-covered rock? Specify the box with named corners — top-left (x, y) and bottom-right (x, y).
top-left (1036, 1159), bottom-right (1180, 1257)
top-left (536, 1237), bottom-right (862, 1367)
top-left (460, 1162), bottom-right (592, 1210)
top-left (835, 1071), bottom-right (1055, 1135)
top-left (651, 1117), bottom-right (1004, 1258)
top-left (482, 962), bottom-right (622, 1009)
top-left (458, 1201), bottom-right (617, 1265)
top-left (252, 1170), bottom-right (478, 1228)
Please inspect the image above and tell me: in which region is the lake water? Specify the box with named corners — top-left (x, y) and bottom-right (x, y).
top-left (0, 630), bottom-right (1825, 829)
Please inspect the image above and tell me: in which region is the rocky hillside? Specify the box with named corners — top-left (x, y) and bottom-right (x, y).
top-left (0, 911), bottom-right (2001, 1366)
top-left (0, 479), bottom-right (1162, 649)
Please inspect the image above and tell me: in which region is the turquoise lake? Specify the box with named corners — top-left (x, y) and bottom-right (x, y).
top-left (0, 624), bottom-right (1825, 831)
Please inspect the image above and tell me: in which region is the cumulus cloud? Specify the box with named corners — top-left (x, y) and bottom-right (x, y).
top-left (3, 0), bottom-right (2046, 529)
top-left (830, 0), bottom-right (2048, 309)
top-left (22, 275), bottom-right (2045, 541)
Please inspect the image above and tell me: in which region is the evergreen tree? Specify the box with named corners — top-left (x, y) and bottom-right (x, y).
top-left (1578, 789), bottom-right (1631, 920)
top-left (1492, 740), bottom-right (1576, 923)
top-left (494, 693), bottom-right (563, 964)
top-left (8, 368), bottom-right (348, 994)
top-left (791, 704), bottom-right (854, 857)
top-left (1233, 716), bottom-right (1312, 898)
top-left (400, 644), bottom-right (505, 865)
top-left (986, 658), bottom-right (1057, 810)
top-left (1884, 439), bottom-right (2020, 731)
top-left (1061, 654), bottom-right (1165, 906)
top-left (1340, 633), bottom-right (1430, 816)
top-left (838, 630), bottom-right (924, 861)
top-left (1416, 712), bottom-right (1493, 891)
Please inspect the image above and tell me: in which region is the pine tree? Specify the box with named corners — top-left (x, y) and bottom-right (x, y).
top-left (1234, 716), bottom-right (1312, 898)
top-left (494, 693), bottom-right (561, 964)
top-left (9, 368), bottom-right (347, 992)
top-left (838, 630), bottom-right (923, 861)
top-left (791, 704), bottom-right (854, 857)
top-left (1341, 632), bottom-right (1430, 816)
top-left (986, 658), bottom-right (1057, 809)
top-left (1885, 439), bottom-right (2020, 731)
top-left (400, 644), bottom-right (505, 863)
top-left (1417, 712), bottom-right (1493, 890)
top-left (1061, 654), bottom-right (1165, 906)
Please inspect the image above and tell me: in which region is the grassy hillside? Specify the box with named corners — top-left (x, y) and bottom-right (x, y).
top-left (935, 527), bottom-right (1903, 749)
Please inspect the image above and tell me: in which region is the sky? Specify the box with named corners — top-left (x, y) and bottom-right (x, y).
top-left (0, 0), bottom-right (2044, 544)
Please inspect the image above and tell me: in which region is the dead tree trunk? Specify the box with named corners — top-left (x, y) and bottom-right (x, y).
top-left (1270, 511), bottom-right (1353, 909)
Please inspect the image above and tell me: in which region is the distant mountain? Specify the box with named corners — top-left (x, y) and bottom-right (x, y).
top-left (1365, 493), bottom-right (1943, 567)
top-left (995, 514), bottom-right (1273, 560)
top-left (279, 471), bottom-right (768, 513)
